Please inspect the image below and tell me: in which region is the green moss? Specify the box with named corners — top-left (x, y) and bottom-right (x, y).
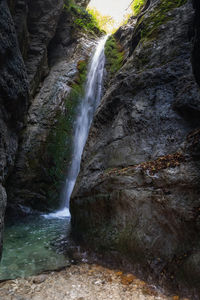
top-left (131, 0), bottom-right (146, 16)
top-left (104, 36), bottom-right (124, 75)
top-left (46, 60), bottom-right (88, 205)
top-left (63, 0), bottom-right (102, 34)
top-left (140, 0), bottom-right (187, 41)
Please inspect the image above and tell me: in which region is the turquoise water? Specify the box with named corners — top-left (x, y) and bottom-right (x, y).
top-left (0, 215), bottom-right (71, 280)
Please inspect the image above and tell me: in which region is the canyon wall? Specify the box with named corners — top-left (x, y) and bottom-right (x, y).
top-left (71, 0), bottom-right (200, 293)
top-left (0, 0), bottom-right (29, 257)
top-left (5, 0), bottom-right (100, 214)
top-left (0, 0), bottom-right (99, 255)
top-left (1, 0), bottom-right (200, 294)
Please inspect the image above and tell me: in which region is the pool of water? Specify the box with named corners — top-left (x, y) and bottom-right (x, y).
top-left (0, 215), bottom-right (71, 280)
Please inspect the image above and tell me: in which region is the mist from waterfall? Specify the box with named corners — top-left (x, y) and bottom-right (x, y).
top-left (44, 36), bottom-right (108, 219)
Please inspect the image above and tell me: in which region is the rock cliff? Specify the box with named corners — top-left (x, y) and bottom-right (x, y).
top-left (0, 0), bottom-right (29, 257)
top-left (5, 0), bottom-right (101, 214)
top-left (0, 0), bottom-right (100, 256)
top-left (71, 0), bottom-right (200, 294)
top-left (1, 0), bottom-right (200, 295)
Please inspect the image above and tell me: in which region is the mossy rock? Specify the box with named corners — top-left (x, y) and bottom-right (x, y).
top-left (63, 0), bottom-right (103, 35)
top-left (44, 60), bottom-right (88, 206)
top-left (105, 36), bottom-right (124, 76)
top-left (140, 0), bottom-right (188, 41)
top-left (132, 0), bottom-right (146, 16)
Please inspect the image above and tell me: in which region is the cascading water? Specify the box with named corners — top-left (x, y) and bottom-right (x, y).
top-left (0, 37), bottom-right (108, 280)
top-left (44, 35), bottom-right (108, 219)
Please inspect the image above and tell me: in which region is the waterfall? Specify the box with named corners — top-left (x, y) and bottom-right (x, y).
top-left (44, 36), bottom-right (108, 219)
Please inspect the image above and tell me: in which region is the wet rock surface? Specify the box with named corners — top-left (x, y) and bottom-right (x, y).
top-left (71, 0), bottom-right (200, 294)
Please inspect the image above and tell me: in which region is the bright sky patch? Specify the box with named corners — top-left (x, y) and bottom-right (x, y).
top-left (87, 0), bottom-right (133, 31)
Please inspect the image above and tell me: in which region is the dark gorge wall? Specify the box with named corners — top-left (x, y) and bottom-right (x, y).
top-left (0, 0), bottom-right (97, 255)
top-left (71, 0), bottom-right (200, 294)
top-left (6, 0), bottom-right (97, 213)
top-left (192, 0), bottom-right (200, 88)
top-left (0, 0), bottom-right (29, 256)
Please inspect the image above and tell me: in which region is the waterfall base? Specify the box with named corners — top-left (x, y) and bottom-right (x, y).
top-left (0, 215), bottom-right (71, 280)
top-left (42, 208), bottom-right (71, 219)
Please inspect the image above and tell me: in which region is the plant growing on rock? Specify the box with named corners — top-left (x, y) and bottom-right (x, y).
top-left (131, 0), bottom-right (146, 16)
top-left (139, 0), bottom-right (188, 41)
top-left (104, 36), bottom-right (124, 75)
top-left (87, 6), bottom-right (114, 33)
top-left (64, 0), bottom-right (103, 34)
top-left (46, 60), bottom-right (88, 204)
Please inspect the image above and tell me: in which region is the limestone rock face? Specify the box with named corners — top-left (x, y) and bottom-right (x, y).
top-left (9, 0), bottom-right (64, 96)
top-left (71, 0), bottom-right (200, 292)
top-left (25, 0), bottom-right (64, 95)
top-left (5, 0), bottom-right (99, 213)
top-left (0, 0), bottom-right (29, 257)
top-left (7, 34), bottom-right (96, 212)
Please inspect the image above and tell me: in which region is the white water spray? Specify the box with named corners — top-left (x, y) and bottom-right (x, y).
top-left (43, 36), bottom-right (108, 219)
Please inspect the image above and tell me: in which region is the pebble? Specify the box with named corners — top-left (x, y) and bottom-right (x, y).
top-left (33, 274), bottom-right (48, 284)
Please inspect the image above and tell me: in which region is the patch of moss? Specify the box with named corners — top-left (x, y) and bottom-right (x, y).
top-left (46, 60), bottom-right (88, 205)
top-left (140, 0), bottom-right (187, 41)
top-left (131, 0), bottom-right (146, 16)
top-left (63, 0), bottom-right (102, 35)
top-left (104, 36), bottom-right (124, 75)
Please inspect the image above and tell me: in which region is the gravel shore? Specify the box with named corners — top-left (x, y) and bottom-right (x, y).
top-left (0, 263), bottom-right (186, 300)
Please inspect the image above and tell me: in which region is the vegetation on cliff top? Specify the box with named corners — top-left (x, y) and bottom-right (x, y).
top-left (87, 6), bottom-right (115, 34)
top-left (131, 0), bottom-right (146, 16)
top-left (64, 0), bottom-right (103, 35)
